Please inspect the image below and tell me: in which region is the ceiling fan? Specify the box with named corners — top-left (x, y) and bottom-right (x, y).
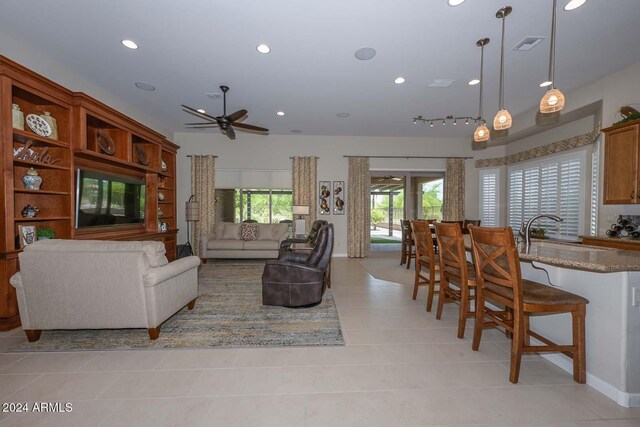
top-left (377, 175), bottom-right (403, 181)
top-left (182, 85), bottom-right (269, 140)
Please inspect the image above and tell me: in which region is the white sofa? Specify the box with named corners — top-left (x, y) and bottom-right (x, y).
top-left (200, 222), bottom-right (289, 261)
top-left (10, 239), bottom-right (201, 341)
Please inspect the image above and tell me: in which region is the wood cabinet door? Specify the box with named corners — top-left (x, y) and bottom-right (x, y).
top-left (604, 124), bottom-right (639, 204)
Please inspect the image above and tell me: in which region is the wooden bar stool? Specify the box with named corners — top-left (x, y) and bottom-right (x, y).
top-left (411, 220), bottom-right (440, 311)
top-left (468, 225), bottom-right (589, 384)
top-left (434, 222), bottom-right (477, 338)
top-left (400, 219), bottom-right (415, 269)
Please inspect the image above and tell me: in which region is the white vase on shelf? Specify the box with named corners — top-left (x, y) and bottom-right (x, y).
top-left (40, 111), bottom-right (58, 140)
top-left (12, 104), bottom-right (24, 130)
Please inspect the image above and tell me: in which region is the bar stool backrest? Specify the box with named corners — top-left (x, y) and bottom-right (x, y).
top-left (434, 222), bottom-right (468, 287)
top-left (467, 226), bottom-right (523, 305)
top-left (411, 220), bottom-right (436, 265)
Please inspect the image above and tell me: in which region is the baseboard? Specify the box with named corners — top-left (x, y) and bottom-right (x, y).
top-left (333, 253), bottom-right (348, 257)
top-left (531, 337), bottom-right (639, 408)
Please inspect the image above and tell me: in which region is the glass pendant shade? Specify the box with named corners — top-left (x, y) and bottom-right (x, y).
top-left (474, 123), bottom-right (490, 142)
top-left (493, 109), bottom-right (512, 130)
top-left (540, 88), bottom-right (565, 113)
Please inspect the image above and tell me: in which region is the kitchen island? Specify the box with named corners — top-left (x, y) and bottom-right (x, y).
top-left (464, 237), bottom-right (640, 407)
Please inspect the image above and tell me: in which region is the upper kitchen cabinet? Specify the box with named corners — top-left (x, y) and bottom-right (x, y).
top-left (603, 120), bottom-right (640, 204)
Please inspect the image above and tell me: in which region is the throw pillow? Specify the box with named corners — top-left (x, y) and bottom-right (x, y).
top-left (222, 223), bottom-right (241, 240)
top-left (240, 223), bottom-right (258, 241)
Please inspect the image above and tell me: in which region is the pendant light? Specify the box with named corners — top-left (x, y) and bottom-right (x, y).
top-left (474, 38), bottom-right (491, 143)
top-left (493, 6), bottom-right (513, 131)
top-left (540, 0), bottom-right (566, 113)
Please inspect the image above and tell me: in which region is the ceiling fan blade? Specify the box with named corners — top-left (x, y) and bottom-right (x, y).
top-left (233, 122), bottom-right (269, 134)
top-left (185, 122), bottom-right (218, 126)
top-left (181, 105), bottom-right (219, 123)
top-left (227, 109), bottom-right (248, 122)
top-left (186, 125), bottom-right (219, 128)
top-left (225, 126), bottom-right (236, 140)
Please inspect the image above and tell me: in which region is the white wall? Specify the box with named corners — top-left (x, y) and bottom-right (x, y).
top-left (174, 132), bottom-right (482, 256)
top-left (0, 30), bottom-right (172, 137)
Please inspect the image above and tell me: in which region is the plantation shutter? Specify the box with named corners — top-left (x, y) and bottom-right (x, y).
top-left (508, 170), bottom-right (523, 230)
top-left (479, 169), bottom-right (499, 226)
top-left (507, 150), bottom-right (586, 239)
top-left (589, 142), bottom-right (600, 236)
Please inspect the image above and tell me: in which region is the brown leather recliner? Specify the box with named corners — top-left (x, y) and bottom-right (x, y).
top-left (262, 224), bottom-right (334, 307)
top-left (279, 219), bottom-right (328, 252)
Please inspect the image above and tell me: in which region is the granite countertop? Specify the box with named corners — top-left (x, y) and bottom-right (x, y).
top-left (463, 235), bottom-right (640, 273)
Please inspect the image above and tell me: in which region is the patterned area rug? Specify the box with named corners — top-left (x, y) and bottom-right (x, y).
top-left (10, 261), bottom-right (344, 351)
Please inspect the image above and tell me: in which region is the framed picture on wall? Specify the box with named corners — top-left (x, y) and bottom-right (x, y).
top-left (333, 181), bottom-right (345, 215)
top-left (18, 224), bottom-right (36, 248)
top-left (319, 181), bottom-right (331, 215)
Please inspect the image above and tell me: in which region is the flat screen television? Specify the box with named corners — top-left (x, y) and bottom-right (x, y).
top-left (75, 169), bottom-right (146, 228)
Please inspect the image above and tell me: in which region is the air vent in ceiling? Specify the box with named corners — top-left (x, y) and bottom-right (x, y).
top-left (512, 36), bottom-right (545, 51)
top-left (206, 92), bottom-right (222, 99)
top-left (428, 79), bottom-right (455, 87)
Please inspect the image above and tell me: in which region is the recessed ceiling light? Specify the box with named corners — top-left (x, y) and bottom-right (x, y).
top-left (539, 80), bottom-right (553, 87)
top-left (468, 79), bottom-right (480, 85)
top-left (290, 129), bottom-right (302, 134)
top-left (196, 109), bottom-right (206, 114)
top-left (448, 0), bottom-right (465, 6)
top-left (121, 39), bottom-right (138, 50)
top-left (564, 0), bottom-right (587, 11)
top-left (134, 82), bottom-right (155, 92)
top-left (256, 44), bottom-right (271, 54)
top-left (354, 47), bottom-right (377, 61)
top-left (276, 111), bottom-right (285, 116)
top-left (337, 112), bottom-right (350, 118)
top-left (394, 77), bottom-right (406, 84)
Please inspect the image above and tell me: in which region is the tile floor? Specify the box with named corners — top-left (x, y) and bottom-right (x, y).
top-left (1, 255), bottom-right (639, 426)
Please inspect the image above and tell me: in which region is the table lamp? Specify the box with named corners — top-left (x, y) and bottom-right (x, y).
top-left (292, 205), bottom-right (310, 236)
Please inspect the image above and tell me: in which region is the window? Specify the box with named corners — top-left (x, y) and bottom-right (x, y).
top-left (589, 140), bottom-right (600, 236)
top-left (234, 189), bottom-right (292, 223)
top-left (508, 151), bottom-right (586, 239)
top-left (479, 168), bottom-right (500, 226)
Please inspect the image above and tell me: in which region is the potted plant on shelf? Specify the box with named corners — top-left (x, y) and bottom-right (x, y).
top-left (36, 227), bottom-right (55, 240)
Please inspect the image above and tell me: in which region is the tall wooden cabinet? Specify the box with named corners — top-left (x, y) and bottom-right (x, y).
top-left (0, 56), bottom-right (179, 330)
top-left (603, 120), bottom-right (640, 204)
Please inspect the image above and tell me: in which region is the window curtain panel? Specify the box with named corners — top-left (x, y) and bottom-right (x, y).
top-left (292, 157), bottom-right (317, 231)
top-left (443, 158), bottom-right (465, 221)
top-left (191, 155), bottom-right (216, 257)
top-left (347, 157), bottom-right (370, 258)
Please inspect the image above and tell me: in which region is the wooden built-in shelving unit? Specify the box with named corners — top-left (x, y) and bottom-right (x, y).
top-left (0, 56), bottom-right (180, 330)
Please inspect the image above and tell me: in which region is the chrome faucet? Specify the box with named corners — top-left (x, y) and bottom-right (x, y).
top-left (523, 214), bottom-right (563, 247)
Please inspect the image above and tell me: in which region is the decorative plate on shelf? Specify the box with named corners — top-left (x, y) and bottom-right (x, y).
top-left (97, 129), bottom-right (116, 155)
top-left (26, 114), bottom-right (52, 137)
top-left (161, 160), bottom-right (168, 172)
top-left (135, 145), bottom-right (150, 165)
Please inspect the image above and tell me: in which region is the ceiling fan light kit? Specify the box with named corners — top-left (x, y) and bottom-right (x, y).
top-left (493, 6), bottom-right (512, 131)
top-left (540, 0), bottom-right (566, 114)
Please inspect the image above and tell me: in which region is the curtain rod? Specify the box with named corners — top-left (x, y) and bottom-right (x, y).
top-left (186, 155), bottom-right (218, 158)
top-left (288, 156), bottom-right (320, 159)
top-left (342, 155), bottom-right (473, 159)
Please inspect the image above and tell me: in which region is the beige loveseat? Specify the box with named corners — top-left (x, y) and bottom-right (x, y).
top-left (10, 239), bottom-right (201, 341)
top-left (200, 222), bottom-right (289, 260)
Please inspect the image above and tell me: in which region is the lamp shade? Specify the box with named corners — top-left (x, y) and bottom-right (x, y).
top-left (539, 88), bottom-right (565, 113)
top-left (185, 201), bottom-right (200, 222)
top-left (473, 123), bottom-right (490, 142)
top-left (292, 205), bottom-right (310, 216)
top-left (493, 109), bottom-right (512, 130)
